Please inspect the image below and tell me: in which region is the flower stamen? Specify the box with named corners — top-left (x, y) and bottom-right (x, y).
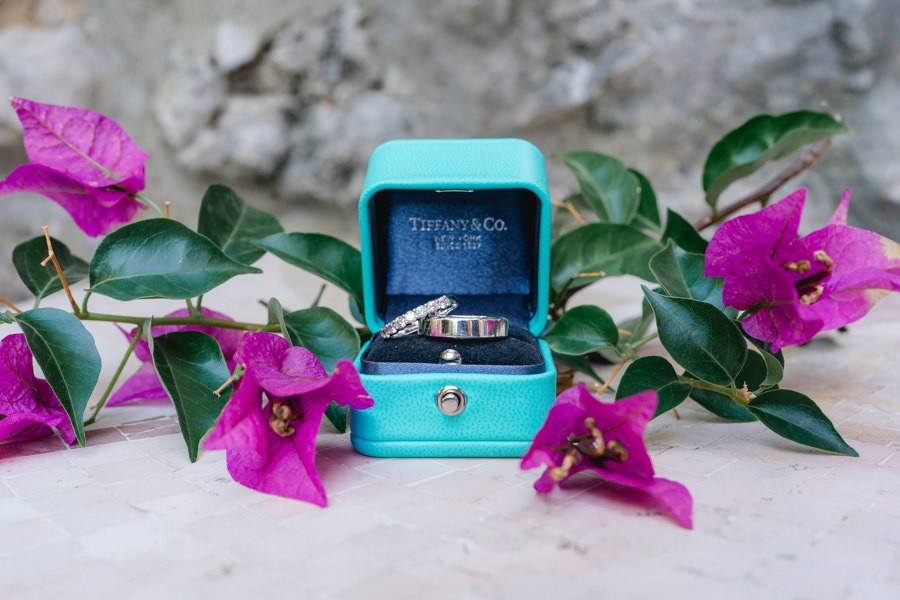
top-left (799, 284), bottom-right (825, 306)
top-left (781, 260), bottom-right (811, 273)
top-left (269, 401), bottom-right (297, 437)
top-left (813, 250), bottom-right (833, 272)
top-left (550, 449), bottom-right (580, 481)
top-left (605, 440), bottom-right (629, 462)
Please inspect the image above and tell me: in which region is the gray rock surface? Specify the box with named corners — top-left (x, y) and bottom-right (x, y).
top-left (2, 0), bottom-right (900, 299)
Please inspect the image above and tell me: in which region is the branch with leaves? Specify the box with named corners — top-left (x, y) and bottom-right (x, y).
top-left (0, 97), bottom-right (898, 524)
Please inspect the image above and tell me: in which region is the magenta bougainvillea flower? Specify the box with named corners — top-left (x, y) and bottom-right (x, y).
top-left (521, 384), bottom-right (693, 528)
top-left (108, 307), bottom-right (243, 406)
top-left (203, 332), bottom-right (374, 505)
top-left (0, 97), bottom-right (148, 236)
top-left (706, 188), bottom-right (900, 351)
top-left (0, 334), bottom-right (76, 445)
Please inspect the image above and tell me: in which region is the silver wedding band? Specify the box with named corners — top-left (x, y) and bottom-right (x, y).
top-left (420, 315), bottom-right (509, 339)
top-left (380, 295), bottom-right (458, 339)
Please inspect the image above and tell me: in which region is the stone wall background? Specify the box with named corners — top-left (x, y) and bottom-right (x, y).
top-left (1, 0), bottom-right (899, 297)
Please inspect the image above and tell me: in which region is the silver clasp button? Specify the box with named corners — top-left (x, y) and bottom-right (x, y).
top-left (436, 385), bottom-right (466, 416)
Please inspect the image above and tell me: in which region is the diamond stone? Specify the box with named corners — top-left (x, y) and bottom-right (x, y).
top-left (404, 311), bottom-right (416, 323)
top-left (414, 306), bottom-right (428, 318)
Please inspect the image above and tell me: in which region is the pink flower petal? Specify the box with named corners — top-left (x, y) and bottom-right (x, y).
top-left (10, 97), bottom-right (148, 192)
top-left (236, 333), bottom-right (330, 397)
top-left (106, 362), bottom-right (168, 406)
top-left (204, 379), bottom-right (269, 470)
top-left (827, 187), bottom-right (852, 227)
top-left (706, 189), bottom-right (806, 279)
top-left (0, 335), bottom-right (75, 445)
top-left (741, 302), bottom-right (823, 353)
top-left (0, 413), bottom-right (56, 444)
top-left (224, 407), bottom-right (327, 506)
top-left (584, 469), bottom-right (694, 529)
top-left (149, 308), bottom-right (244, 359)
top-left (0, 163), bottom-right (143, 237)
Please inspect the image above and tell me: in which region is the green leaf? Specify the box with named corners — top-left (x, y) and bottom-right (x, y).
top-left (597, 299), bottom-right (654, 363)
top-left (550, 223), bottom-right (664, 293)
top-left (16, 308), bottom-right (101, 446)
top-left (256, 233), bottom-right (365, 312)
top-left (643, 288), bottom-right (747, 386)
top-left (687, 352), bottom-right (768, 422)
top-left (630, 169), bottom-right (661, 231)
top-left (649, 241), bottom-right (692, 299)
top-left (616, 356), bottom-right (691, 417)
top-left (703, 110), bottom-right (850, 209)
top-left (662, 209), bottom-right (708, 254)
top-left (748, 389), bottom-right (858, 456)
top-left (89, 219), bottom-right (260, 301)
top-left (348, 294), bottom-right (366, 326)
top-left (283, 307), bottom-right (361, 374)
top-left (13, 236), bottom-right (88, 306)
top-left (690, 388), bottom-right (757, 422)
top-left (324, 403), bottom-right (349, 434)
top-left (198, 184), bottom-right (283, 265)
top-left (649, 240), bottom-right (730, 314)
top-left (759, 349), bottom-right (784, 390)
top-left (0, 312), bottom-right (14, 324)
top-left (553, 352), bottom-right (606, 384)
top-left (151, 331), bottom-right (230, 462)
top-left (543, 305), bottom-right (619, 356)
top-left (563, 152), bottom-right (640, 223)
top-left (266, 297), bottom-right (289, 340)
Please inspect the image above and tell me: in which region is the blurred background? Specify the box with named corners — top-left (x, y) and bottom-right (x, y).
top-left (1, 0), bottom-right (899, 298)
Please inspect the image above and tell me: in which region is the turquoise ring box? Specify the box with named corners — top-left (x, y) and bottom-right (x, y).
top-left (351, 138), bottom-right (557, 457)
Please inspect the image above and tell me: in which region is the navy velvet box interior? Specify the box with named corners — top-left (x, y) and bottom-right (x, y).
top-left (361, 188), bottom-right (545, 375)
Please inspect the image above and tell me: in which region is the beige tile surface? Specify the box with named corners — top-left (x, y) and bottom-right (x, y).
top-left (1, 272), bottom-right (898, 599)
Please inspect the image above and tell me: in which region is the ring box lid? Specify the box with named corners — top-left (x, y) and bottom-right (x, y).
top-left (358, 138), bottom-right (551, 337)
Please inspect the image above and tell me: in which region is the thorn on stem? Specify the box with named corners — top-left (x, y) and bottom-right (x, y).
top-left (165, 201), bottom-right (171, 218)
top-left (0, 295), bottom-right (23, 314)
top-left (40, 226), bottom-right (81, 316)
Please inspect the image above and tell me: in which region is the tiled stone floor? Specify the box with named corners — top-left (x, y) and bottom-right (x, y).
top-left (1, 263), bottom-right (899, 599)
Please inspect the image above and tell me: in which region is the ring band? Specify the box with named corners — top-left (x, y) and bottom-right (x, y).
top-left (380, 295), bottom-right (458, 339)
top-left (420, 315), bottom-right (509, 339)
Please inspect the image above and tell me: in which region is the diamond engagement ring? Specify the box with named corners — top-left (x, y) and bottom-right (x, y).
top-left (420, 315), bottom-right (509, 339)
top-left (380, 295), bottom-right (458, 339)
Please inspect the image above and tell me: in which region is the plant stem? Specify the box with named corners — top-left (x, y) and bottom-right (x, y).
top-left (550, 272), bottom-right (606, 320)
top-left (629, 332), bottom-right (658, 350)
top-left (694, 138), bottom-right (832, 232)
top-left (84, 323), bottom-right (143, 426)
top-left (81, 290), bottom-right (93, 315)
top-left (134, 193), bottom-right (166, 217)
top-left (186, 297), bottom-right (197, 315)
top-left (678, 375), bottom-right (748, 405)
top-left (79, 311), bottom-right (279, 332)
top-left (311, 284), bottom-right (327, 308)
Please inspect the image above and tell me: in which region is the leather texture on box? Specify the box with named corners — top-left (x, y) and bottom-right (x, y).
top-left (352, 138), bottom-right (556, 457)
